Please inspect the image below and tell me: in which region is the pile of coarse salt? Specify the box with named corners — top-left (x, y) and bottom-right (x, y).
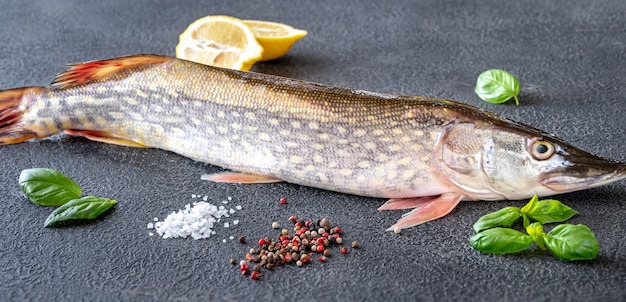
top-left (147, 195), bottom-right (242, 239)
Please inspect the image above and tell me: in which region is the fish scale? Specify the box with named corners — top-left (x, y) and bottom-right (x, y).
top-left (1, 54), bottom-right (624, 230)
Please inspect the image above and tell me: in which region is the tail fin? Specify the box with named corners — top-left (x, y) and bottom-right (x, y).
top-left (0, 87), bottom-right (43, 144)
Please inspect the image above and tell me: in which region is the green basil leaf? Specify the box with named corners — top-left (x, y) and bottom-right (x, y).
top-left (472, 206), bottom-right (521, 233)
top-left (19, 168), bottom-right (82, 206)
top-left (526, 222), bottom-right (546, 250)
top-left (469, 228), bottom-right (532, 254)
top-left (44, 196), bottom-right (117, 227)
top-left (475, 69), bottom-right (520, 105)
top-left (522, 199), bottom-right (578, 224)
top-left (544, 224), bottom-right (599, 261)
top-left (520, 194), bottom-right (539, 214)
top-left (525, 222), bottom-right (544, 237)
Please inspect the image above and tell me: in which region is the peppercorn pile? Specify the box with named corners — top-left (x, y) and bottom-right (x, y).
top-left (233, 215), bottom-right (359, 280)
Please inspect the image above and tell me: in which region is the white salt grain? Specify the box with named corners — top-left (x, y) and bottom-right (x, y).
top-left (222, 200), bottom-right (228, 204)
top-left (228, 196), bottom-right (232, 201)
top-left (235, 205), bottom-right (242, 210)
top-left (152, 201), bottom-right (232, 239)
top-left (233, 220), bottom-right (239, 225)
top-left (224, 222), bottom-right (230, 228)
top-left (147, 223), bottom-right (154, 229)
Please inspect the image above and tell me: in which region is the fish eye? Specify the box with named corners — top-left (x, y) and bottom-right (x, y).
top-left (530, 139), bottom-right (555, 160)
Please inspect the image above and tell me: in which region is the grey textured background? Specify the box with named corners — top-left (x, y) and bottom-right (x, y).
top-left (1, 0), bottom-right (625, 301)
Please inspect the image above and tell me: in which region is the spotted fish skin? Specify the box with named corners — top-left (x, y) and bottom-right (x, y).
top-left (1, 54), bottom-right (624, 230)
top-left (7, 55), bottom-right (458, 198)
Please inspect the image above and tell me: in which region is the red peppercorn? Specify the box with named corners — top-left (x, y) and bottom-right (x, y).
top-left (340, 247), bottom-right (348, 254)
top-left (258, 238), bottom-right (267, 246)
top-left (251, 271), bottom-right (260, 280)
top-left (334, 226), bottom-right (342, 234)
top-left (240, 262), bottom-right (249, 275)
top-left (318, 256), bottom-right (326, 262)
top-left (279, 197), bottom-right (288, 204)
top-left (317, 238), bottom-right (325, 246)
top-left (301, 254), bottom-right (310, 263)
top-left (317, 245), bottom-right (325, 253)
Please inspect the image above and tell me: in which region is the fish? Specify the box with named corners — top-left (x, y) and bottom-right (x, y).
top-left (1, 54), bottom-right (625, 231)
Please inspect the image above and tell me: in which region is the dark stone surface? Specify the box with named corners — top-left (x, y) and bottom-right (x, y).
top-left (1, 0), bottom-right (624, 301)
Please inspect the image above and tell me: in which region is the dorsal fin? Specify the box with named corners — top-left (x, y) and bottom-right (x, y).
top-left (51, 54), bottom-right (172, 89)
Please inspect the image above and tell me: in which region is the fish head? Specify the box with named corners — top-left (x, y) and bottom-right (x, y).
top-left (437, 121), bottom-right (626, 201)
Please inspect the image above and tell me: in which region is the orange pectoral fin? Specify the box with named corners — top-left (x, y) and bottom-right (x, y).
top-left (377, 196), bottom-right (439, 211)
top-left (201, 172), bottom-right (284, 184)
top-left (386, 193), bottom-right (463, 231)
top-left (51, 54), bottom-right (172, 89)
top-left (64, 130), bottom-right (149, 148)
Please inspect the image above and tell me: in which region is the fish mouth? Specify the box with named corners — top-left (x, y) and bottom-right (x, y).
top-left (541, 152), bottom-right (626, 192)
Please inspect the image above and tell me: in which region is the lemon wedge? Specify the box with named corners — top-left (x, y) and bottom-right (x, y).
top-left (243, 20), bottom-right (308, 61)
top-left (175, 15), bottom-right (264, 71)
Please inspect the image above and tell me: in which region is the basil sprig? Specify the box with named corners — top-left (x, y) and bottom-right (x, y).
top-left (472, 195), bottom-right (577, 232)
top-left (19, 168), bottom-right (117, 227)
top-left (475, 69), bottom-right (521, 105)
top-left (470, 222), bottom-right (599, 260)
top-left (470, 195), bottom-right (599, 261)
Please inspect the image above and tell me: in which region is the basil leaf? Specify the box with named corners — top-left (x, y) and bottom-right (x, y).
top-left (526, 222), bottom-right (546, 250)
top-left (520, 194), bottom-right (539, 214)
top-left (475, 69), bottom-right (520, 105)
top-left (472, 206), bottom-right (521, 232)
top-left (19, 168), bottom-right (82, 206)
top-left (522, 199), bottom-right (578, 224)
top-left (44, 196), bottom-right (117, 227)
top-left (469, 228), bottom-right (532, 254)
top-left (544, 224), bottom-right (599, 261)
